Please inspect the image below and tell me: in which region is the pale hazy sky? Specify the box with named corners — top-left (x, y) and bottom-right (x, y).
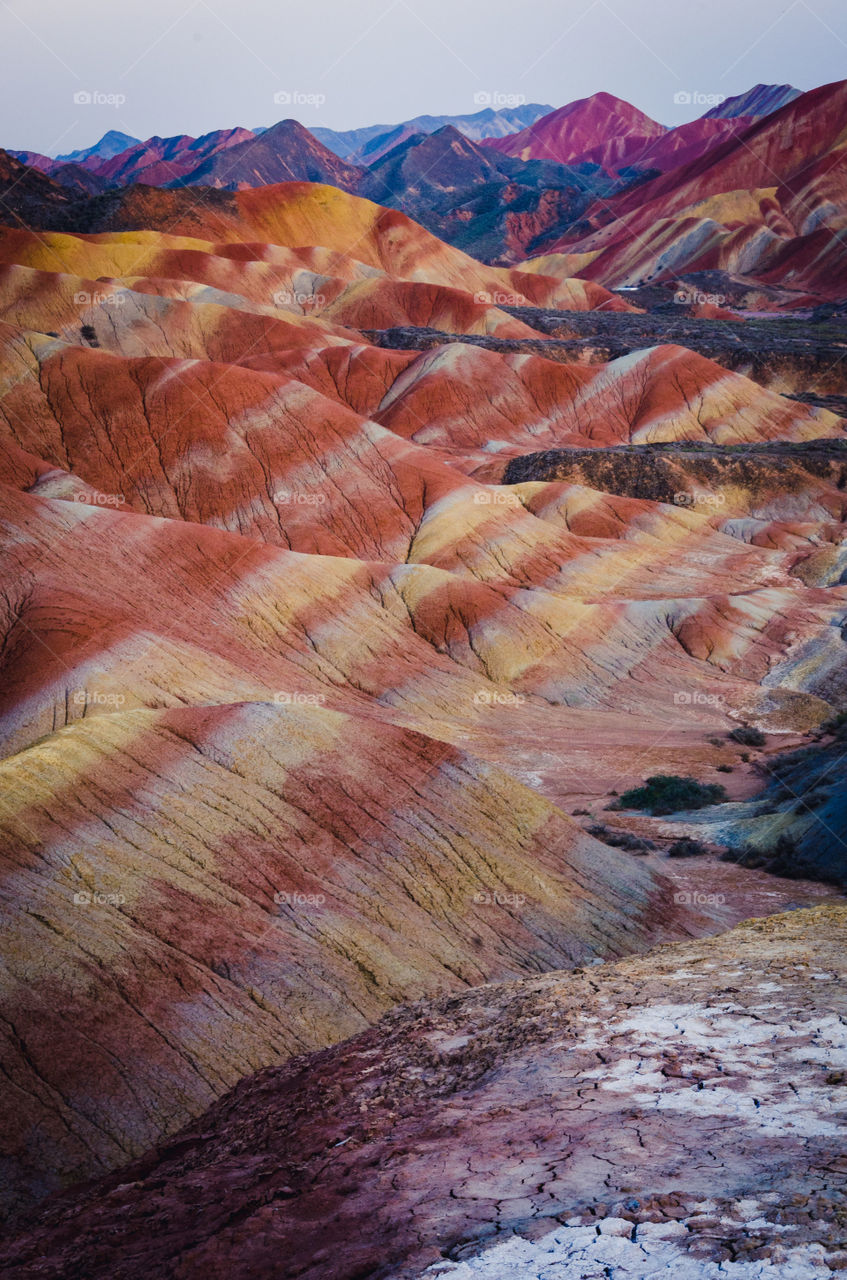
top-left (2, 0), bottom-right (845, 155)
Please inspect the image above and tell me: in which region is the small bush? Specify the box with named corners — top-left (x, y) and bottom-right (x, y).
top-left (729, 725), bottom-right (766, 747)
top-left (667, 838), bottom-right (708, 858)
top-left (588, 823), bottom-right (655, 853)
top-left (616, 774), bottom-right (728, 816)
top-left (715, 764), bottom-right (733, 773)
top-left (821, 711), bottom-right (847, 740)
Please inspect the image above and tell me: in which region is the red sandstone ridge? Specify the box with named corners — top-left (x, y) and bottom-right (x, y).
top-left (0, 189), bottom-right (631, 315)
top-left (483, 85), bottom-right (803, 177)
top-left (622, 116), bottom-right (757, 174)
top-left (582, 80), bottom-right (847, 233)
top-left (174, 120), bottom-right (366, 192)
top-left (482, 92), bottom-right (667, 172)
top-left (541, 80), bottom-right (847, 295)
top-left (88, 127), bottom-right (256, 188)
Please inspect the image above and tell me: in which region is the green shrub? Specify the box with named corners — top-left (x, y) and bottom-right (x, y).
top-left (616, 774), bottom-right (728, 816)
top-left (587, 823), bottom-right (655, 853)
top-left (667, 838), bottom-right (708, 858)
top-left (729, 725), bottom-right (766, 747)
top-left (821, 711), bottom-right (847, 740)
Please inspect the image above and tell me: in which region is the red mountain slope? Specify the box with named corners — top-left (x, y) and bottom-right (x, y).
top-left (538, 80), bottom-right (847, 295)
top-left (483, 92), bottom-right (667, 171)
top-left (174, 120), bottom-right (365, 192)
top-left (90, 127), bottom-right (255, 188)
top-left (581, 80), bottom-right (847, 233)
top-left (625, 116), bottom-right (756, 174)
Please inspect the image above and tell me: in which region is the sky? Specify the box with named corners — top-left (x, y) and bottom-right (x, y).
top-left (1, 0), bottom-right (845, 155)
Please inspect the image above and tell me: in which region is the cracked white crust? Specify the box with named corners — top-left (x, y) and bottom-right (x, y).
top-left (426, 1217), bottom-right (834, 1278)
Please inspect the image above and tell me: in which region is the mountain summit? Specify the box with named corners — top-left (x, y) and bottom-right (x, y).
top-left (55, 129), bottom-right (140, 165)
top-left (703, 82), bottom-right (802, 119)
top-left (483, 91), bottom-right (667, 170)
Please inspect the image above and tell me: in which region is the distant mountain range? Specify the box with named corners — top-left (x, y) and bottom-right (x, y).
top-left (313, 103), bottom-right (553, 163)
top-left (55, 129), bottom-right (141, 165)
top-left (6, 80), bottom-right (837, 289)
top-left (358, 124), bottom-right (632, 262)
top-left (480, 91), bottom-right (767, 176)
top-left (10, 84), bottom-right (799, 193)
top-left (6, 103), bottom-right (552, 195)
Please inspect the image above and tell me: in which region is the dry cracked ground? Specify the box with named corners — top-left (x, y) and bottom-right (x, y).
top-left (0, 905), bottom-right (845, 1279)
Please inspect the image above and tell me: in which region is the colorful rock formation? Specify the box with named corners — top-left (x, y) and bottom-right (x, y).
top-left (0, 169), bottom-right (844, 1240)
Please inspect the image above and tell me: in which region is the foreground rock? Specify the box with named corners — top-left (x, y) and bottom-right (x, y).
top-left (2, 905), bottom-right (844, 1279)
top-left (0, 698), bottom-right (684, 1219)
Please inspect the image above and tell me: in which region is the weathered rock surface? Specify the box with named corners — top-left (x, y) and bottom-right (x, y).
top-left (500, 301), bottom-right (847, 400)
top-left (1, 905), bottom-right (844, 1279)
top-left (1, 693), bottom-right (688, 1217)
